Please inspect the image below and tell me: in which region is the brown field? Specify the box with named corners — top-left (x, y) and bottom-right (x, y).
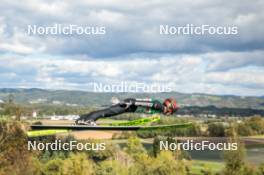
top-left (38, 119), bottom-right (75, 125)
top-left (37, 119), bottom-right (119, 139)
top-left (60, 130), bottom-right (119, 140)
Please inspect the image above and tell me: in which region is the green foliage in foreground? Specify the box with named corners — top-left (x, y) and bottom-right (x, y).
top-left (189, 160), bottom-right (224, 175)
top-left (236, 116), bottom-right (264, 136)
top-left (1, 120), bottom-right (264, 175)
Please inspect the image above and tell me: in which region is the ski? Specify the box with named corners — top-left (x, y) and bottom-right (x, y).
top-left (27, 129), bottom-right (69, 137)
top-left (108, 115), bottom-right (160, 126)
top-left (28, 114), bottom-right (192, 137)
top-left (28, 123), bottom-right (192, 137)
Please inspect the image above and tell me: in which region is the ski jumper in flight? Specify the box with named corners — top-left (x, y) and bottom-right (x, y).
top-left (75, 98), bottom-right (178, 125)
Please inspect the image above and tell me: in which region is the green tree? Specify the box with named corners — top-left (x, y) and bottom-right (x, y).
top-left (258, 163), bottom-right (264, 175)
top-left (154, 151), bottom-right (186, 175)
top-left (236, 123), bottom-right (254, 136)
top-left (246, 117), bottom-right (264, 135)
top-left (0, 120), bottom-right (37, 175)
top-left (125, 136), bottom-right (146, 156)
top-left (200, 169), bottom-right (213, 175)
top-left (130, 151), bottom-right (186, 175)
top-left (153, 136), bottom-right (162, 157)
top-left (223, 135), bottom-right (256, 175)
top-left (3, 101), bottom-right (26, 121)
top-left (62, 153), bottom-right (95, 175)
top-left (97, 160), bottom-right (129, 175)
top-left (130, 154), bottom-right (153, 175)
top-left (223, 137), bottom-right (246, 175)
top-left (208, 123), bottom-right (225, 137)
top-left (42, 158), bottom-right (63, 175)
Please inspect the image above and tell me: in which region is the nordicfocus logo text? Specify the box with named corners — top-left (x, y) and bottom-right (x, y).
top-left (93, 81), bottom-right (172, 93)
top-left (27, 24), bottom-right (106, 36)
top-left (160, 24), bottom-right (238, 35)
top-left (160, 140), bottom-right (238, 151)
top-left (28, 140), bottom-right (106, 151)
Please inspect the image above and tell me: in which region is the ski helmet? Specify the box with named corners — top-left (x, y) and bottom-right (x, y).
top-left (163, 98), bottom-right (178, 115)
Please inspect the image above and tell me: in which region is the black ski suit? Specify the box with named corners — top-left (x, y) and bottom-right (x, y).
top-left (76, 98), bottom-right (164, 122)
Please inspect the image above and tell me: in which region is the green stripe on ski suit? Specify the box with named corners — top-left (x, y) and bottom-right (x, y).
top-left (135, 99), bottom-right (162, 114)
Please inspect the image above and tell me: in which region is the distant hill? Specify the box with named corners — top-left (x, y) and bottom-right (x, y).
top-left (0, 88), bottom-right (264, 109)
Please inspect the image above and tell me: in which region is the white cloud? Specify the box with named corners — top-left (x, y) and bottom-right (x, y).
top-left (0, 17), bottom-right (46, 54)
top-left (205, 50), bottom-right (264, 71)
top-left (0, 0), bottom-right (263, 56)
top-left (0, 0), bottom-right (263, 96)
top-left (0, 52), bottom-right (263, 96)
top-left (205, 68), bottom-right (264, 88)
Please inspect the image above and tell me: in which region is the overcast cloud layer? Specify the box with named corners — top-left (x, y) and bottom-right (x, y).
top-left (0, 0), bottom-right (263, 96)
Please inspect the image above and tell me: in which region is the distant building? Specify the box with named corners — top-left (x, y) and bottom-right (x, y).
top-left (52, 100), bottom-right (63, 105)
top-left (66, 103), bottom-right (78, 107)
top-left (50, 115), bottom-right (79, 120)
top-left (29, 98), bottom-right (47, 104)
top-left (0, 99), bottom-right (4, 110)
top-left (32, 111), bottom-right (37, 118)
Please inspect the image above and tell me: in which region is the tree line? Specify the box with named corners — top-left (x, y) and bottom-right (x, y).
top-left (1, 119), bottom-right (264, 175)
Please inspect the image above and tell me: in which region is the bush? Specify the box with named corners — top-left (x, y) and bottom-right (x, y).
top-left (97, 160), bottom-right (129, 175)
top-left (62, 153), bottom-right (95, 175)
top-left (0, 120), bottom-right (37, 175)
top-left (208, 123), bottom-right (226, 137)
top-left (42, 158), bottom-right (64, 175)
top-left (236, 123), bottom-right (255, 136)
top-left (130, 151), bottom-right (186, 175)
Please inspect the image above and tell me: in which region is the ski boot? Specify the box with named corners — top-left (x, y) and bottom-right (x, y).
top-left (75, 119), bottom-right (97, 126)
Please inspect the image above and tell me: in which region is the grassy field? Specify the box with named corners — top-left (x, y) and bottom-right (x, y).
top-left (247, 135), bottom-right (264, 139)
top-left (189, 160), bottom-right (224, 175)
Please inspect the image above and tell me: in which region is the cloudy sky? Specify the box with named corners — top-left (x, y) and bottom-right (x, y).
top-left (0, 0), bottom-right (263, 96)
